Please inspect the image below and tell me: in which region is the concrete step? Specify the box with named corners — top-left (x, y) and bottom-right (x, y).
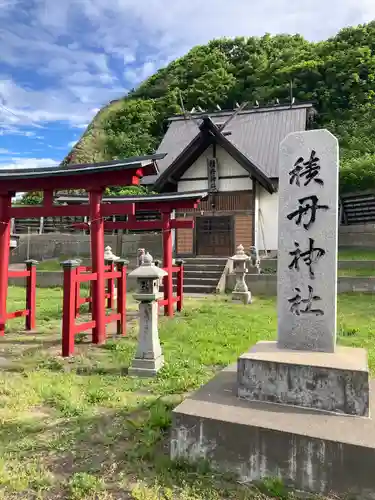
top-left (183, 270), bottom-right (222, 279)
top-left (160, 280), bottom-right (218, 292)
top-left (182, 284), bottom-right (217, 294)
top-left (182, 258), bottom-right (227, 266)
top-left (160, 285), bottom-right (216, 294)
top-left (162, 273), bottom-right (220, 283)
top-left (184, 264), bottom-right (224, 272)
top-left (183, 277), bottom-right (218, 286)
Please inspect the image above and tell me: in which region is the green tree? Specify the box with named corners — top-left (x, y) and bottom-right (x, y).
top-left (59, 21), bottom-right (375, 195)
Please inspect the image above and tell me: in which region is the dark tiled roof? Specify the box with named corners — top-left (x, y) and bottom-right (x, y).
top-left (142, 104), bottom-right (312, 184)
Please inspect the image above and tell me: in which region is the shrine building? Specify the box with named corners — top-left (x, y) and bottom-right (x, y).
top-left (146, 102), bottom-right (316, 257)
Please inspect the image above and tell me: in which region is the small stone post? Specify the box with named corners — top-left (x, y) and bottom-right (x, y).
top-left (137, 248), bottom-right (145, 266)
top-left (249, 245), bottom-right (261, 274)
top-left (104, 246), bottom-right (120, 305)
top-left (230, 244), bottom-right (252, 304)
top-left (128, 252), bottom-right (168, 377)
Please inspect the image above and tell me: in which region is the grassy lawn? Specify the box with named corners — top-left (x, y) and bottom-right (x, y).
top-left (1, 288), bottom-right (375, 499)
top-left (338, 248), bottom-right (375, 260)
top-left (36, 258), bottom-right (90, 272)
top-left (338, 268), bottom-right (375, 276)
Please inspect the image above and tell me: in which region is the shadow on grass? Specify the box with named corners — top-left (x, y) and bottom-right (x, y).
top-left (0, 397), bottom-right (272, 500)
top-left (0, 338), bottom-right (61, 346)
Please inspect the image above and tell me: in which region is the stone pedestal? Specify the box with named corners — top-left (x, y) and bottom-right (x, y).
top-left (237, 341), bottom-right (370, 416)
top-left (128, 301), bottom-right (164, 377)
top-left (169, 129), bottom-right (374, 497)
top-left (170, 365), bottom-right (375, 499)
top-left (128, 252), bottom-right (167, 378)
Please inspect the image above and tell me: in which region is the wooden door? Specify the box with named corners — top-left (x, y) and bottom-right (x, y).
top-left (196, 216), bottom-right (233, 256)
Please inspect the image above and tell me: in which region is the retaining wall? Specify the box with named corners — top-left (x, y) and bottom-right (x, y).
top-left (260, 259), bottom-right (375, 272)
top-left (226, 273), bottom-right (375, 295)
top-left (10, 233), bottom-right (162, 266)
top-left (339, 223), bottom-right (375, 247)
top-left (9, 270), bottom-right (139, 291)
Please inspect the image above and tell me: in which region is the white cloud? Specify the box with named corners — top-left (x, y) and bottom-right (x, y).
top-left (124, 61), bottom-right (157, 85)
top-left (0, 78), bottom-right (124, 131)
top-left (0, 157), bottom-right (59, 169)
top-left (68, 140), bottom-right (77, 147)
top-left (0, 148), bottom-right (18, 155)
top-left (0, 0), bottom-right (374, 135)
top-left (75, 0), bottom-right (375, 55)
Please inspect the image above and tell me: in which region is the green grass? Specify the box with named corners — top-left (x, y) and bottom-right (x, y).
top-left (1, 288), bottom-right (374, 498)
top-left (338, 248), bottom-right (375, 260)
top-left (338, 268), bottom-right (375, 276)
top-left (36, 257), bottom-right (90, 272)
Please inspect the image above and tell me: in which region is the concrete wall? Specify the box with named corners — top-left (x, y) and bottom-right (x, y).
top-left (178, 145), bottom-right (253, 193)
top-left (10, 232), bottom-right (163, 266)
top-left (226, 273), bottom-right (375, 296)
top-left (339, 223), bottom-right (375, 247)
top-left (9, 271), bottom-right (139, 291)
top-left (260, 259), bottom-right (375, 271)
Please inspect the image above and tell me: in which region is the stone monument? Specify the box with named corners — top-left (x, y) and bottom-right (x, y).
top-left (237, 130), bottom-right (370, 416)
top-left (128, 252), bottom-right (167, 377)
top-left (230, 244), bottom-right (252, 304)
top-left (170, 130), bottom-right (375, 497)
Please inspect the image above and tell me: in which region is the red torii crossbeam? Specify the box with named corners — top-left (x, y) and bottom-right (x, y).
top-left (0, 155), bottom-right (164, 340)
top-left (59, 191), bottom-right (209, 317)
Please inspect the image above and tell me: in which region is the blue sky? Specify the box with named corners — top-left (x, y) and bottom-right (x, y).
top-left (0, 0), bottom-right (374, 170)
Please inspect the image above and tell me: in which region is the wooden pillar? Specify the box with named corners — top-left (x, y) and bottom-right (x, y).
top-left (89, 189), bottom-right (106, 344)
top-left (162, 211), bottom-right (173, 317)
top-left (0, 193), bottom-right (11, 336)
top-left (176, 259), bottom-right (184, 312)
top-left (25, 259), bottom-right (37, 331)
top-left (61, 260), bottom-right (78, 357)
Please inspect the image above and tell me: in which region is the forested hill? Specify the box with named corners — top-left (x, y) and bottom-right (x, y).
top-left (64, 22), bottom-right (375, 193)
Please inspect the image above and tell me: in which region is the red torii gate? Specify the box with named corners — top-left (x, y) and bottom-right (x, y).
top-left (0, 155), bottom-right (164, 338)
top-left (56, 190), bottom-right (209, 317)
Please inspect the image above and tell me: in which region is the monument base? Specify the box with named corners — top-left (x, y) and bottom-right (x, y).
top-left (237, 341), bottom-right (369, 416)
top-left (171, 365), bottom-right (375, 498)
top-left (128, 355), bottom-right (164, 377)
top-left (232, 291), bottom-right (252, 304)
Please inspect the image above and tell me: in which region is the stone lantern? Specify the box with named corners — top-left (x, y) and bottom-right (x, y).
top-left (230, 244), bottom-right (252, 304)
top-left (128, 252), bottom-right (168, 377)
top-left (104, 246), bottom-right (120, 262)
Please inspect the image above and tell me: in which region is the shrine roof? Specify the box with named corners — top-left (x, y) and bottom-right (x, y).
top-left (56, 190), bottom-right (208, 205)
top-left (0, 154), bottom-right (165, 180)
top-left (150, 103), bottom-right (315, 190)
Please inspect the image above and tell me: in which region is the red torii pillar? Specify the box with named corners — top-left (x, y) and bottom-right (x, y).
top-left (161, 210), bottom-right (173, 317)
top-left (73, 210), bottom-right (195, 318)
top-left (0, 193), bottom-right (12, 336)
top-left (0, 157), bottom-right (160, 341)
top-left (89, 189), bottom-right (106, 344)
top-left (72, 195), bottom-right (205, 318)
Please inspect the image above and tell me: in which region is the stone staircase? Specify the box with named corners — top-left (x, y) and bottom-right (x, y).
top-left (160, 257), bottom-right (227, 295)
